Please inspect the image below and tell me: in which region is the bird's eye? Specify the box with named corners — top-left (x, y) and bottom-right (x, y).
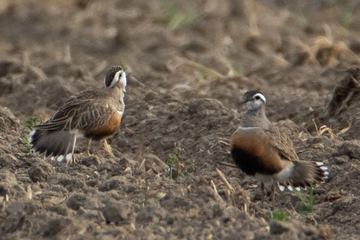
top-left (254, 96), bottom-right (260, 100)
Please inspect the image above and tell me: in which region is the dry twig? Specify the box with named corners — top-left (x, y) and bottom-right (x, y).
top-left (216, 168), bottom-right (234, 191)
top-left (218, 162), bottom-right (237, 168)
top-left (210, 180), bottom-right (219, 195)
top-left (173, 56), bottom-right (225, 78)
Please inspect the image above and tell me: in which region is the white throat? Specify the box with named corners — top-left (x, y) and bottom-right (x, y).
top-left (119, 71), bottom-right (127, 92)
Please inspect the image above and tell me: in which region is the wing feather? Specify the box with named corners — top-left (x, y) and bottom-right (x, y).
top-left (35, 99), bottom-right (115, 131)
top-left (264, 123), bottom-right (299, 161)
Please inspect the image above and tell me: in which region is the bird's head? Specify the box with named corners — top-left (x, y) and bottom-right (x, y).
top-left (104, 65), bottom-right (127, 92)
top-left (243, 90), bottom-right (266, 111)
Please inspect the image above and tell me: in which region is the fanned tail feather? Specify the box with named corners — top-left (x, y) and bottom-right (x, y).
top-left (30, 129), bottom-right (74, 158)
top-left (278, 161), bottom-right (329, 192)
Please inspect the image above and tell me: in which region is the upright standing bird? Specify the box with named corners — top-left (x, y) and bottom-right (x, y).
top-left (31, 65), bottom-right (127, 163)
top-left (230, 90), bottom-right (328, 204)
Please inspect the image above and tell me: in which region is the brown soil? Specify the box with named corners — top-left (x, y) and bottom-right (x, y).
top-left (1, 0), bottom-right (360, 239)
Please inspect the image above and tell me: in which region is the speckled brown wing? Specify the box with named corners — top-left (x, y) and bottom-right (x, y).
top-left (34, 95), bottom-right (117, 132)
top-left (264, 123), bottom-right (299, 162)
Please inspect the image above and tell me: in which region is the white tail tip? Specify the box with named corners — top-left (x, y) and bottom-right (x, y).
top-left (65, 153), bottom-right (72, 163)
top-left (30, 130), bottom-right (36, 137)
top-left (286, 185), bottom-right (301, 192)
top-left (50, 153), bottom-right (72, 163)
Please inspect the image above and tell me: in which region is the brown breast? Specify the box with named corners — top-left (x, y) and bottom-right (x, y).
top-left (84, 112), bottom-right (122, 140)
top-left (230, 127), bottom-right (284, 175)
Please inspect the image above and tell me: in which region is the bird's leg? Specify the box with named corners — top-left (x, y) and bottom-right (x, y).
top-left (71, 154), bottom-right (77, 165)
top-left (86, 139), bottom-right (92, 156)
top-left (271, 182), bottom-right (276, 209)
top-left (70, 134), bottom-right (78, 165)
top-left (261, 182), bottom-right (265, 206)
top-left (103, 139), bottom-right (115, 157)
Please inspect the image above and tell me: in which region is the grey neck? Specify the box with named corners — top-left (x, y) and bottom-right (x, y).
top-left (107, 85), bottom-right (126, 111)
top-left (241, 105), bottom-right (271, 128)
top-left (117, 86), bottom-right (126, 109)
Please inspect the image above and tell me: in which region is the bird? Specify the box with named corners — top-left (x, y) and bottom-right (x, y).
top-left (230, 90), bottom-right (328, 204)
top-left (30, 65), bottom-right (127, 163)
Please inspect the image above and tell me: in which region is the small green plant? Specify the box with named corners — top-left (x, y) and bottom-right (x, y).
top-left (20, 117), bottom-right (42, 147)
top-left (341, 1), bottom-right (355, 29)
top-left (20, 137), bottom-right (31, 147)
top-left (167, 144), bottom-right (196, 180)
top-left (291, 182), bottom-right (314, 215)
top-left (288, 3), bottom-right (308, 28)
top-left (155, 0), bottom-right (197, 29)
top-left (25, 117), bottom-right (41, 131)
top-left (297, 13), bottom-right (308, 28)
top-left (234, 61), bottom-right (244, 77)
top-left (269, 211), bottom-right (290, 221)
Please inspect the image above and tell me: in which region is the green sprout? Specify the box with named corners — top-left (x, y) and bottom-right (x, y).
top-left (291, 182), bottom-right (314, 215)
top-left (167, 145), bottom-right (196, 180)
top-left (269, 211), bottom-right (290, 221)
top-left (341, 1), bottom-right (355, 29)
top-left (25, 117), bottom-right (41, 131)
top-left (155, 0), bottom-right (197, 29)
top-left (20, 117), bottom-right (42, 147)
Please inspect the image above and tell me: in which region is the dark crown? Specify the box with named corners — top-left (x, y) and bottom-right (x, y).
top-left (244, 90), bottom-right (263, 103)
top-left (104, 65), bottom-right (123, 87)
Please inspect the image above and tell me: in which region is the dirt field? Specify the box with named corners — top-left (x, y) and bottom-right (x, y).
top-left (1, 0), bottom-right (360, 239)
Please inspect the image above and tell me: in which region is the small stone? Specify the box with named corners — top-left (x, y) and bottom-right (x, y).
top-left (81, 155), bottom-right (103, 167)
top-left (334, 155), bottom-right (349, 165)
top-left (0, 169), bottom-right (18, 186)
top-left (47, 205), bottom-right (69, 216)
top-left (188, 100), bottom-right (201, 115)
top-left (338, 140), bottom-right (360, 159)
top-left (66, 193), bottom-right (87, 210)
top-left (102, 200), bottom-right (133, 224)
top-left (144, 91), bottom-right (158, 102)
top-left (85, 179), bottom-right (98, 187)
top-left (0, 77), bottom-right (13, 96)
top-left (28, 163), bottom-right (53, 182)
top-left (313, 143), bottom-right (324, 150)
top-left (98, 176), bottom-right (127, 192)
top-left (43, 218), bottom-right (71, 237)
top-left (0, 154), bottom-right (17, 168)
top-left (83, 210), bottom-right (106, 224)
top-left (116, 138), bottom-right (129, 149)
top-left (270, 221), bottom-right (290, 235)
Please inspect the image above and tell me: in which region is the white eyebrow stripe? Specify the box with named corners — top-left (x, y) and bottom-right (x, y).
top-left (111, 70), bottom-right (122, 87)
top-left (254, 93), bottom-right (266, 103)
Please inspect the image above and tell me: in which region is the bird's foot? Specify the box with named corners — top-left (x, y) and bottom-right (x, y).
top-left (103, 140), bottom-right (115, 157)
top-left (67, 154), bottom-right (77, 166)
